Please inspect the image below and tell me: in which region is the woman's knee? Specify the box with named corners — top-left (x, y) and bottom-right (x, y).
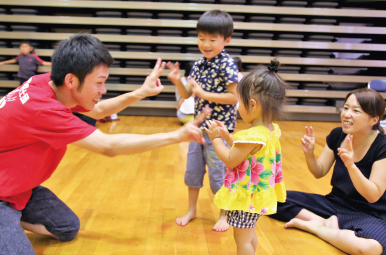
top-left (356, 240), bottom-right (383, 255)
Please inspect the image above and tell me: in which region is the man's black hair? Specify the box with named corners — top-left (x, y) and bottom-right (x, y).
top-left (196, 9), bottom-right (233, 39)
top-left (50, 34), bottom-right (114, 90)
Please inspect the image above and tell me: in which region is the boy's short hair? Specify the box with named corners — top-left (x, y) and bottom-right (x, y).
top-left (196, 9), bottom-right (233, 39)
top-left (20, 41), bottom-right (32, 47)
top-left (50, 34), bottom-right (113, 90)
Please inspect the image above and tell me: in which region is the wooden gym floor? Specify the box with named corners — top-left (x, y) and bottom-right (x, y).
top-left (28, 116), bottom-right (345, 255)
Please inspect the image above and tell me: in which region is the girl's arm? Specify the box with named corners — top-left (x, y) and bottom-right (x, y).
top-left (190, 80), bottom-right (238, 105)
top-left (338, 135), bottom-right (386, 203)
top-left (205, 120), bottom-right (260, 168)
top-left (302, 126), bottom-right (335, 179)
top-left (213, 120), bottom-right (233, 146)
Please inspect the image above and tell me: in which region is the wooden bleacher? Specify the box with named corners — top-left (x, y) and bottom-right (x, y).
top-left (1, 14), bottom-right (386, 36)
top-left (1, 0), bottom-right (386, 18)
top-left (0, 0), bottom-right (385, 121)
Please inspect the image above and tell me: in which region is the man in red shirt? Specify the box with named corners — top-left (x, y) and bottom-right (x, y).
top-left (0, 34), bottom-right (207, 254)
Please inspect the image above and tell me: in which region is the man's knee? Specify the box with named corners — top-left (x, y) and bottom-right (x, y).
top-left (50, 214), bottom-right (80, 242)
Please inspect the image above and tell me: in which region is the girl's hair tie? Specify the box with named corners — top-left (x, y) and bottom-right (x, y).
top-left (268, 65), bottom-right (278, 73)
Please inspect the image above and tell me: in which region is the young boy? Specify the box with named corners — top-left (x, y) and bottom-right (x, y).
top-left (0, 41), bottom-right (51, 85)
top-left (167, 9), bottom-right (239, 231)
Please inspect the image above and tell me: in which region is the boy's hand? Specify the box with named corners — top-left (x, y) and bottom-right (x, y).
top-left (301, 126), bottom-right (315, 155)
top-left (190, 79), bottom-right (207, 99)
top-left (204, 120), bottom-right (222, 141)
top-left (213, 120), bottom-right (230, 141)
top-left (166, 61), bottom-right (181, 84)
top-left (139, 58), bottom-right (165, 97)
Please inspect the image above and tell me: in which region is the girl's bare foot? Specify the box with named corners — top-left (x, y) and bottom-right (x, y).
top-left (212, 215), bottom-right (229, 232)
top-left (176, 211), bottom-right (196, 226)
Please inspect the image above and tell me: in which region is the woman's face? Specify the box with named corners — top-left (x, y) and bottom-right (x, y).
top-left (341, 94), bottom-right (378, 134)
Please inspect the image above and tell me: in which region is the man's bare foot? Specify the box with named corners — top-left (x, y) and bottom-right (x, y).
top-left (212, 215), bottom-right (229, 232)
top-left (176, 211), bottom-right (196, 226)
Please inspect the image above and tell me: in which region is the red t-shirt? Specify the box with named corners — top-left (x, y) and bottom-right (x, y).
top-left (0, 73), bottom-right (96, 210)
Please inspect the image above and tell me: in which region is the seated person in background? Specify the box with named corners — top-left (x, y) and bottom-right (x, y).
top-left (175, 61), bottom-right (195, 124)
top-left (0, 41), bottom-right (51, 85)
top-left (233, 56), bottom-right (244, 110)
top-left (269, 88), bottom-right (386, 255)
top-left (233, 56), bottom-right (244, 82)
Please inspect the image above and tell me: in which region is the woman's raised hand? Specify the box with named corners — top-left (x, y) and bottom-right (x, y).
top-left (301, 126), bottom-right (315, 154)
top-left (338, 134), bottom-right (355, 168)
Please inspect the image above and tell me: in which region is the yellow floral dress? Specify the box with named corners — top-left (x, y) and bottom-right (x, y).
top-left (214, 124), bottom-right (286, 215)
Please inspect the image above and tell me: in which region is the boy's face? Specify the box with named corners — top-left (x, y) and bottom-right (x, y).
top-left (20, 44), bottom-right (33, 55)
top-left (197, 33), bottom-right (231, 61)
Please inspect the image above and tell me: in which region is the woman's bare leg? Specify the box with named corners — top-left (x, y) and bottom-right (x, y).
top-left (285, 214), bottom-right (383, 255)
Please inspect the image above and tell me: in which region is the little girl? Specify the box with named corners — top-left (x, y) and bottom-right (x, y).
top-left (205, 59), bottom-right (288, 255)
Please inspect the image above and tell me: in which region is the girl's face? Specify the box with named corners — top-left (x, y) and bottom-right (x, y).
top-left (238, 95), bottom-right (256, 124)
top-left (341, 94), bottom-right (378, 134)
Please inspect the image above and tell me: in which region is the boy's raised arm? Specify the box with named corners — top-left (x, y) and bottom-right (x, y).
top-left (167, 61), bottom-right (193, 99)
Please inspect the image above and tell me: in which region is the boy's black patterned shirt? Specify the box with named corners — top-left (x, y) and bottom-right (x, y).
top-left (189, 50), bottom-right (239, 130)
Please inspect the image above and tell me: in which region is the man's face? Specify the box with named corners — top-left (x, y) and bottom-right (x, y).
top-left (72, 65), bottom-right (109, 110)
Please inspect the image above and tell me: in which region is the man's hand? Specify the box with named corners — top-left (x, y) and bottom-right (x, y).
top-left (138, 58), bottom-right (165, 97)
top-left (175, 107), bottom-right (211, 144)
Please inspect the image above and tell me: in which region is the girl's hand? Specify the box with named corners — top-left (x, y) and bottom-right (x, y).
top-left (204, 120), bottom-right (222, 141)
top-left (213, 120), bottom-right (230, 141)
top-left (166, 61), bottom-right (181, 84)
top-left (301, 126), bottom-right (315, 154)
top-left (338, 134), bottom-right (355, 169)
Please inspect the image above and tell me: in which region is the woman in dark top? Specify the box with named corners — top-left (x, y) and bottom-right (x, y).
top-left (270, 88), bottom-right (386, 255)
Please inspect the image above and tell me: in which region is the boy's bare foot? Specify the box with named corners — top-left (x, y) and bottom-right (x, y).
top-left (212, 215), bottom-right (229, 232)
top-left (176, 211), bottom-right (196, 226)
